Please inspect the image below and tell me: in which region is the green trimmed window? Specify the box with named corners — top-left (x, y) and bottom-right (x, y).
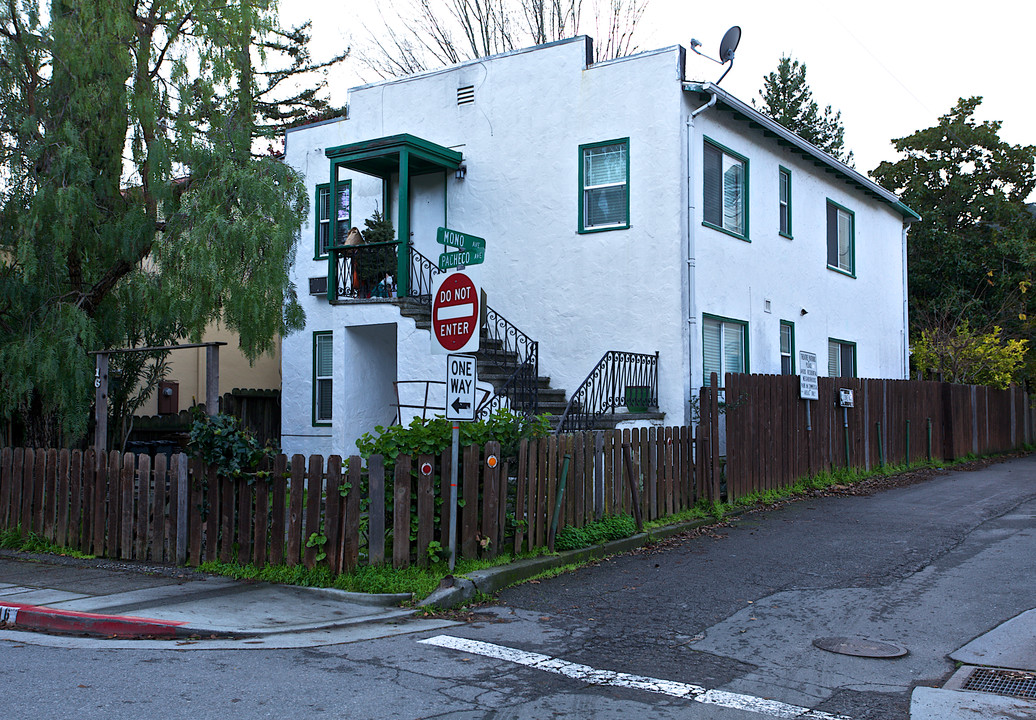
top-left (703, 315), bottom-right (748, 381)
top-left (313, 332), bottom-right (333, 425)
top-left (579, 139), bottom-right (629, 232)
top-left (780, 321), bottom-right (795, 375)
top-left (779, 167), bottom-right (792, 238)
top-left (828, 338), bottom-right (856, 378)
top-left (826, 200), bottom-right (854, 275)
top-left (703, 139), bottom-right (748, 239)
top-left (315, 181), bottom-right (351, 258)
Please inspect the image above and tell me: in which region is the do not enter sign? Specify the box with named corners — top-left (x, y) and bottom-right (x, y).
top-left (431, 271), bottom-right (481, 354)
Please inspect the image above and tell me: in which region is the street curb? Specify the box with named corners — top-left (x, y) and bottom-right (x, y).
top-left (0, 601), bottom-right (207, 639)
top-left (419, 513), bottom-right (727, 609)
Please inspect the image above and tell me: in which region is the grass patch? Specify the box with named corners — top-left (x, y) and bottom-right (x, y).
top-left (553, 514), bottom-right (637, 551)
top-left (0, 526), bottom-right (95, 559)
top-left (197, 550), bottom-right (542, 601)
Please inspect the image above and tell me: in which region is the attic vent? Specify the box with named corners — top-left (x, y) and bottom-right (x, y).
top-left (457, 85), bottom-right (475, 106)
top-left (309, 276), bottom-right (328, 295)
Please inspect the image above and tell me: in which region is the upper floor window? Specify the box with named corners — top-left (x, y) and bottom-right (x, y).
top-left (316, 181), bottom-right (351, 259)
top-left (703, 138), bottom-right (748, 240)
top-left (826, 200), bottom-right (854, 275)
top-left (579, 139), bottom-right (629, 232)
top-left (779, 167), bottom-right (792, 238)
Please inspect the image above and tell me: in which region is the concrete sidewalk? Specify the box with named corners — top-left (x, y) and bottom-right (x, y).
top-left (910, 608), bottom-right (1036, 719)
top-left (0, 551), bottom-right (413, 639)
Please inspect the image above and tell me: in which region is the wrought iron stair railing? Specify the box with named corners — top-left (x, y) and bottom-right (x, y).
top-left (555, 350), bottom-right (659, 433)
top-left (411, 246), bottom-right (539, 418)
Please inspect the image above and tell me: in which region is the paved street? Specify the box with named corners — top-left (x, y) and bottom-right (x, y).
top-left (2, 455), bottom-right (1035, 719)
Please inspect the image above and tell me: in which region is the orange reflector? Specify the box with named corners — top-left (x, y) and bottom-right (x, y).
top-left (486, 455), bottom-right (498, 468)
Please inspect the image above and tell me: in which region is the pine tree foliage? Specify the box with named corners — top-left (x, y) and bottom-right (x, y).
top-left (754, 55), bottom-right (853, 165)
top-left (870, 97), bottom-right (1036, 380)
top-left (0, 0), bottom-right (345, 444)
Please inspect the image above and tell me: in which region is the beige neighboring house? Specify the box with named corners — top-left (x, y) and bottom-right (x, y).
top-left (135, 324), bottom-right (281, 416)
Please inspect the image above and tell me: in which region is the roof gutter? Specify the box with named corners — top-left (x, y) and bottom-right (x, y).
top-left (683, 81), bottom-right (920, 222)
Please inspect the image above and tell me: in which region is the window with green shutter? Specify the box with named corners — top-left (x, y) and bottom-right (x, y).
top-left (703, 314), bottom-right (748, 382)
top-left (780, 321), bottom-right (795, 375)
top-left (779, 167), bottom-right (792, 238)
top-left (703, 138), bottom-right (749, 240)
top-left (828, 338), bottom-right (856, 378)
top-left (313, 332), bottom-right (333, 425)
top-left (826, 200), bottom-right (854, 275)
top-left (579, 139), bottom-right (630, 232)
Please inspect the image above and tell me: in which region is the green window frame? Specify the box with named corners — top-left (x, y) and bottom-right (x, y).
top-left (779, 166), bottom-right (792, 238)
top-left (780, 320), bottom-right (795, 375)
top-left (579, 138), bottom-right (630, 233)
top-left (826, 199), bottom-right (855, 276)
top-left (828, 337), bottom-right (857, 378)
top-left (313, 331), bottom-right (333, 426)
top-left (315, 181), bottom-right (351, 259)
top-left (703, 137), bottom-right (749, 241)
top-left (703, 314), bottom-right (749, 382)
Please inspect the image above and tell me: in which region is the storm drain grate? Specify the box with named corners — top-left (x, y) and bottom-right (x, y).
top-left (962, 667), bottom-right (1036, 699)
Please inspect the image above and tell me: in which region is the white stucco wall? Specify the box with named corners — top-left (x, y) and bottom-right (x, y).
top-left (687, 105), bottom-right (909, 391)
top-left (280, 37), bottom-right (910, 456)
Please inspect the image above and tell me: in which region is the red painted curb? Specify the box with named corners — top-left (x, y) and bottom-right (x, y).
top-left (0, 601), bottom-right (189, 639)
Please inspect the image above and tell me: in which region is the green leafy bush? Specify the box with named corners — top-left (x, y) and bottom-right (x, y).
top-left (553, 514), bottom-right (637, 551)
top-left (356, 408), bottom-right (550, 464)
top-left (188, 411), bottom-right (279, 481)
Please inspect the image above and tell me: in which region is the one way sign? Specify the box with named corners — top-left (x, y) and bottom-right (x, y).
top-left (446, 354), bottom-right (477, 421)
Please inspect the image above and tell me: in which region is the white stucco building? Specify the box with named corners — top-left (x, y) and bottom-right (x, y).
top-left (280, 37), bottom-right (917, 457)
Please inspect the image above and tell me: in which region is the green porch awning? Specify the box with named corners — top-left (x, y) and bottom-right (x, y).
top-left (325, 134), bottom-right (463, 297)
top-left (325, 134), bottom-right (463, 178)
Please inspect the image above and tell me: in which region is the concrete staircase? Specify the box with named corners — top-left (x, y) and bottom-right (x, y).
top-left (398, 299), bottom-right (569, 421)
top-left (398, 299), bottom-right (664, 430)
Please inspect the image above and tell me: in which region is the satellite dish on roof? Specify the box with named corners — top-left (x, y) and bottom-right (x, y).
top-left (719, 26), bottom-right (741, 63)
top-left (689, 25), bottom-right (741, 85)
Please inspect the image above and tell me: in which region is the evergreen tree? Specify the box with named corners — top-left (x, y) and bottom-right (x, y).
top-left (0, 0), bottom-right (345, 445)
top-left (754, 56), bottom-right (853, 165)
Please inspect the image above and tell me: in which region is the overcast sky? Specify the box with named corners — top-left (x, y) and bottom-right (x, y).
top-left (284, 0), bottom-right (1035, 189)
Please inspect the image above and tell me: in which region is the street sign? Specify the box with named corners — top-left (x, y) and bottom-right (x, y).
top-left (437, 227), bottom-right (486, 251)
top-left (432, 271), bottom-right (481, 354)
top-left (437, 227), bottom-right (486, 270)
top-left (799, 350), bottom-right (819, 400)
top-left (446, 354), bottom-right (477, 421)
top-left (439, 247), bottom-right (485, 270)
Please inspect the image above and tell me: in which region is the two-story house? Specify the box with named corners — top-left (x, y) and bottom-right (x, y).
top-left (280, 37), bottom-right (917, 457)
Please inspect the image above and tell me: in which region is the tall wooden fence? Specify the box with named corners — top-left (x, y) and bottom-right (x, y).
top-left (2, 377), bottom-right (1030, 571)
top-left (706, 374), bottom-right (1033, 502)
top-left (0, 426), bottom-right (705, 571)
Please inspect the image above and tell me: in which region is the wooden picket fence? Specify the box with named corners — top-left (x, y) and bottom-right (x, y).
top-left (2, 376), bottom-right (1030, 571)
top-left (0, 427), bottom-right (706, 571)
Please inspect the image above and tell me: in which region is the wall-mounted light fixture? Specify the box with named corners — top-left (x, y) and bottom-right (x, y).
top-left (455, 165), bottom-right (467, 180)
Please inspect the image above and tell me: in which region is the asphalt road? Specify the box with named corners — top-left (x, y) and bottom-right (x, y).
top-left (2, 455), bottom-right (1034, 719)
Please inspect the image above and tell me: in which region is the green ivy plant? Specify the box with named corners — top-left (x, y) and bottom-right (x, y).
top-left (188, 410), bottom-right (279, 482)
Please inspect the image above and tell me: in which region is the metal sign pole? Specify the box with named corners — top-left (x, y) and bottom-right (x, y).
top-left (449, 422), bottom-right (460, 571)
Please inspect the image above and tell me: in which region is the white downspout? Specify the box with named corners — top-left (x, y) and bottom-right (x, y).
top-left (901, 221), bottom-right (911, 379)
top-left (686, 91), bottom-right (717, 423)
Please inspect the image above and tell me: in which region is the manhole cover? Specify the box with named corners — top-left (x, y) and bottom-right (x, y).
top-left (813, 636), bottom-right (909, 658)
